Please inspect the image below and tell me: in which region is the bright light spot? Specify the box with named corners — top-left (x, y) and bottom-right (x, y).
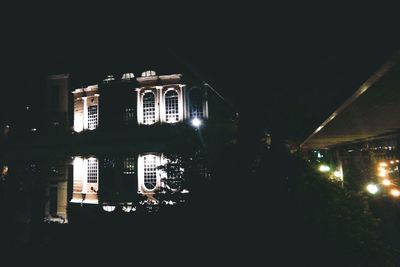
top-left (163, 200), bottom-right (176, 205)
top-left (333, 170), bottom-right (342, 179)
top-left (103, 74), bottom-right (115, 83)
top-left (378, 170), bottom-right (387, 177)
top-left (122, 205), bottom-right (136, 213)
top-left (397, 160), bottom-right (399, 163)
top-left (390, 161), bottom-right (395, 164)
top-left (318, 165), bottom-right (330, 172)
top-left (31, 128), bottom-right (37, 132)
top-left (379, 162), bottom-right (388, 167)
top-left (191, 118), bottom-right (202, 128)
top-left (382, 179), bottom-right (391, 186)
top-left (103, 205), bottom-right (116, 212)
top-left (390, 189), bottom-right (400, 197)
top-left (366, 183), bottom-right (379, 195)
top-left (121, 73), bottom-right (135, 80)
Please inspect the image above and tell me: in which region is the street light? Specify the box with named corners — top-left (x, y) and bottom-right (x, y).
top-left (366, 183), bottom-right (379, 195)
top-left (318, 164), bottom-right (330, 172)
top-left (382, 179), bottom-right (391, 186)
top-left (390, 189), bottom-right (400, 197)
top-left (191, 117), bottom-right (202, 128)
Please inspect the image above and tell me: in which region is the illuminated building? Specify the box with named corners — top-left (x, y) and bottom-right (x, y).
top-left (0, 70), bottom-right (236, 222)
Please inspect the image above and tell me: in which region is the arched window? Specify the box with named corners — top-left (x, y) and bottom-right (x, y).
top-left (165, 90), bottom-right (179, 123)
top-left (143, 155), bottom-right (157, 190)
top-left (189, 88), bottom-right (203, 118)
top-left (143, 92), bottom-right (155, 125)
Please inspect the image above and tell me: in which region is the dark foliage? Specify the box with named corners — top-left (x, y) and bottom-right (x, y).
top-left (253, 144), bottom-right (397, 267)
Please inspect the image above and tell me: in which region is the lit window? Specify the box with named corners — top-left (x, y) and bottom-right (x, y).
top-left (143, 92), bottom-right (155, 125)
top-left (103, 75), bottom-right (115, 83)
top-left (141, 70), bottom-right (156, 77)
top-left (165, 90), bottom-right (179, 123)
top-left (88, 105), bottom-right (98, 130)
top-left (87, 158), bottom-right (98, 184)
top-left (189, 88), bottom-right (203, 118)
top-left (124, 108), bottom-right (135, 124)
top-left (103, 158), bottom-right (115, 169)
top-left (121, 73), bottom-right (135, 80)
top-left (123, 157), bottom-right (135, 175)
top-left (143, 155), bottom-right (157, 190)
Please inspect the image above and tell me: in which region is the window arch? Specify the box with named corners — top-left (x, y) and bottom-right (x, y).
top-left (189, 88), bottom-right (203, 118)
top-left (165, 89), bottom-right (179, 123)
top-left (143, 155), bottom-right (157, 190)
top-left (143, 92), bottom-right (155, 125)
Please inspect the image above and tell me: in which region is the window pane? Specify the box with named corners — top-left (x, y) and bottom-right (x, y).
top-left (165, 90), bottom-right (179, 123)
top-left (124, 107), bottom-right (135, 124)
top-left (87, 158), bottom-right (98, 184)
top-left (123, 157), bottom-right (135, 174)
top-left (143, 92), bottom-right (155, 124)
top-left (190, 88), bottom-right (203, 118)
top-left (144, 155), bottom-right (157, 190)
top-left (88, 105), bottom-right (98, 130)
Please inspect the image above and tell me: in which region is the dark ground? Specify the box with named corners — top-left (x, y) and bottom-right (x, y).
top-left (2, 143), bottom-right (400, 267)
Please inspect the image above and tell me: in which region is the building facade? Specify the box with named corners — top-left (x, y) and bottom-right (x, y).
top-left (0, 70), bottom-right (237, 223)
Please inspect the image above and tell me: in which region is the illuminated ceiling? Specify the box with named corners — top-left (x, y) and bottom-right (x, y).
top-left (301, 50), bottom-right (400, 150)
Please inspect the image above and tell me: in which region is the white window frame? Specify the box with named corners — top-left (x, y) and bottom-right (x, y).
top-left (141, 90), bottom-right (157, 125)
top-left (138, 153), bottom-right (166, 194)
top-left (87, 105), bottom-right (98, 130)
top-left (164, 89), bottom-right (180, 123)
top-left (71, 156), bottom-right (99, 204)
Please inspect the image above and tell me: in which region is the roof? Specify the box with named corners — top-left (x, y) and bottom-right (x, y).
top-left (301, 50), bottom-right (400, 150)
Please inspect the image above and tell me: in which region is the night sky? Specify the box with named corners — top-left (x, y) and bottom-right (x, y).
top-left (1, 4), bottom-right (399, 146)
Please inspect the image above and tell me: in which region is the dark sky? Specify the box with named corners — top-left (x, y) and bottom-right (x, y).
top-left (1, 3), bottom-right (399, 143)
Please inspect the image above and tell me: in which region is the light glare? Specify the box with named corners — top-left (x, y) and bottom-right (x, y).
top-left (318, 165), bottom-right (330, 172)
top-left (390, 189), bottom-right (400, 197)
top-left (191, 118), bottom-right (202, 128)
top-left (103, 205), bottom-right (116, 212)
top-left (366, 183), bottom-right (379, 194)
top-left (333, 170), bottom-right (342, 178)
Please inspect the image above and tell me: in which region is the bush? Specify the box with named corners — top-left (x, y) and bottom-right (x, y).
top-left (280, 154), bottom-right (396, 267)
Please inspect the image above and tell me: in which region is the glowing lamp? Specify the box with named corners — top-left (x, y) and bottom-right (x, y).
top-left (390, 189), bottom-right (400, 197)
top-left (366, 183), bottom-right (379, 195)
top-left (382, 179), bottom-right (391, 186)
top-left (318, 165), bottom-right (330, 172)
top-left (191, 118), bottom-right (202, 128)
top-left (378, 170), bottom-right (387, 177)
top-left (333, 170), bottom-right (342, 179)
